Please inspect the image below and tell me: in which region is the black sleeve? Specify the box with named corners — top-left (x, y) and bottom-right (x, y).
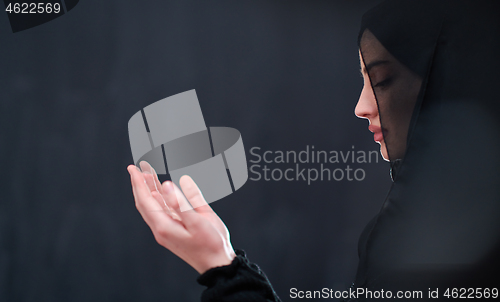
top-left (196, 249), bottom-right (282, 302)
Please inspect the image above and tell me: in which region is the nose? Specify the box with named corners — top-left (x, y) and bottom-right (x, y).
top-left (355, 81), bottom-right (378, 120)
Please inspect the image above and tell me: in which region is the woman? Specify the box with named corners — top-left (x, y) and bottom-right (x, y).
top-left (127, 0), bottom-right (500, 300)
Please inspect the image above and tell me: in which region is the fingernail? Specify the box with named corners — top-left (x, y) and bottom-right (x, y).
top-left (162, 181), bottom-right (171, 193)
top-left (128, 165), bottom-right (140, 173)
top-left (139, 161), bottom-right (153, 174)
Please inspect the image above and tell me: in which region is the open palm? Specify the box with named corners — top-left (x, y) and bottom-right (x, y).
top-left (128, 161), bottom-right (236, 274)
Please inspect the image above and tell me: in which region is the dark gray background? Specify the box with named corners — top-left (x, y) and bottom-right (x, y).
top-left (0, 0), bottom-right (390, 301)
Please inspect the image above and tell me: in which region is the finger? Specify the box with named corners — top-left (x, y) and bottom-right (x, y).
top-left (161, 181), bottom-right (180, 211)
top-left (139, 161), bottom-right (163, 191)
top-left (128, 165), bottom-right (186, 235)
top-left (179, 175), bottom-right (214, 214)
top-left (139, 161), bottom-right (160, 193)
top-left (166, 181), bottom-right (209, 230)
top-left (139, 161), bottom-right (173, 211)
top-left (127, 164), bottom-right (163, 215)
top-left (140, 163), bottom-right (180, 223)
top-left (157, 181), bottom-right (182, 221)
top-left (163, 180), bottom-right (194, 213)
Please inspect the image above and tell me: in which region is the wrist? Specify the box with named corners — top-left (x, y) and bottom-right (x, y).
top-left (198, 250), bottom-right (236, 274)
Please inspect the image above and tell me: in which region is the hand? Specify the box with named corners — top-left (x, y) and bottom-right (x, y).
top-left (127, 161), bottom-right (236, 274)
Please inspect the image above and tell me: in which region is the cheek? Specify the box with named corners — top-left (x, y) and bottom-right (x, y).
top-left (377, 81), bottom-right (414, 115)
top-left (393, 76), bottom-right (422, 110)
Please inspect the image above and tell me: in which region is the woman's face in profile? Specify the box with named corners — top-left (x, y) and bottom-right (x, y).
top-left (355, 30), bottom-right (422, 161)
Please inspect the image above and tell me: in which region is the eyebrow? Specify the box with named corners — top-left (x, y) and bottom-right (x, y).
top-left (361, 60), bottom-right (390, 75)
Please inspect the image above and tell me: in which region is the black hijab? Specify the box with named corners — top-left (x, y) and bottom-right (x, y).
top-left (355, 0), bottom-right (500, 297)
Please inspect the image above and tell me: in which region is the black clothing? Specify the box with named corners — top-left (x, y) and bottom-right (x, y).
top-left (197, 250), bottom-right (281, 302)
top-left (356, 0), bottom-right (500, 296)
top-left (198, 0), bottom-right (500, 300)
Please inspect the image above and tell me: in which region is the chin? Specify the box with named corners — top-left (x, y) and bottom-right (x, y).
top-left (380, 142), bottom-right (390, 162)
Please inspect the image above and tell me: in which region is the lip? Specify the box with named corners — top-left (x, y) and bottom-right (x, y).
top-left (368, 125), bottom-right (384, 142)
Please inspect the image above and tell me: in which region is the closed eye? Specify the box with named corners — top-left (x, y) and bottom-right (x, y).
top-left (373, 77), bottom-right (393, 89)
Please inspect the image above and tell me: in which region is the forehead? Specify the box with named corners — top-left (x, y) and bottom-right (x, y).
top-left (359, 29), bottom-right (393, 64)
